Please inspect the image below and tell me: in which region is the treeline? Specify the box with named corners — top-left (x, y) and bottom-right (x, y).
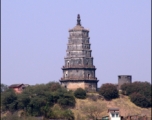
top-left (1, 81), bottom-right (151, 119)
top-left (1, 82), bottom-right (75, 119)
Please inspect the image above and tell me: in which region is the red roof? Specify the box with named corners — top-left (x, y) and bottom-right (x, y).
top-left (9, 84), bottom-right (23, 88)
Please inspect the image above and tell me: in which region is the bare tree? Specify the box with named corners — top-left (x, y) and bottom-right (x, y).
top-left (81, 103), bottom-right (106, 120)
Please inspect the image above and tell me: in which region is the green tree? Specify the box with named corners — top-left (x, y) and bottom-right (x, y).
top-left (58, 93), bottom-right (75, 108)
top-left (121, 81), bottom-right (151, 108)
top-left (130, 92), bottom-right (150, 108)
top-left (17, 94), bottom-right (30, 110)
top-left (1, 89), bottom-right (17, 112)
top-left (74, 88), bottom-right (86, 99)
top-left (99, 83), bottom-right (119, 100)
top-left (27, 96), bottom-right (48, 116)
top-left (1, 82), bottom-right (76, 119)
top-left (47, 82), bottom-right (61, 91)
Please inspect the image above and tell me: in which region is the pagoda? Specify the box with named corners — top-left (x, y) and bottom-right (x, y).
top-left (60, 14), bottom-right (98, 92)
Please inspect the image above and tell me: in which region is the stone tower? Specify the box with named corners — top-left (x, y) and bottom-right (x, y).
top-left (118, 75), bottom-right (132, 90)
top-left (60, 14), bottom-right (98, 92)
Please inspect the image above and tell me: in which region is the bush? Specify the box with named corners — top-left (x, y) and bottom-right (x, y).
top-left (47, 82), bottom-right (61, 92)
top-left (121, 82), bottom-right (151, 97)
top-left (130, 92), bottom-right (151, 108)
top-left (121, 81), bottom-right (151, 108)
top-left (58, 93), bottom-right (75, 108)
top-left (74, 88), bottom-right (86, 99)
top-left (47, 104), bottom-right (74, 120)
top-left (99, 83), bottom-right (119, 100)
top-left (1, 89), bottom-right (18, 112)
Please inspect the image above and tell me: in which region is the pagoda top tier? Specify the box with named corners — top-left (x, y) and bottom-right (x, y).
top-left (69, 14), bottom-right (89, 32)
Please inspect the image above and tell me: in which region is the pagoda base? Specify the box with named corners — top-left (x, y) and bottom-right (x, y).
top-left (60, 79), bottom-right (98, 92)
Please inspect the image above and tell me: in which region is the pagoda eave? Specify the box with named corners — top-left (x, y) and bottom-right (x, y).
top-left (62, 67), bottom-right (96, 70)
top-left (59, 79), bottom-right (99, 82)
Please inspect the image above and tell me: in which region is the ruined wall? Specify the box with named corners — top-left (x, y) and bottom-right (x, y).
top-left (118, 75), bottom-right (132, 89)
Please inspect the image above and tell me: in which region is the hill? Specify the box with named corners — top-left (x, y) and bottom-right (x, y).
top-left (71, 93), bottom-right (151, 120)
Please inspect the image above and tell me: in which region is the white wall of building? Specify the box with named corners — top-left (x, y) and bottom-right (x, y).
top-left (109, 112), bottom-right (121, 120)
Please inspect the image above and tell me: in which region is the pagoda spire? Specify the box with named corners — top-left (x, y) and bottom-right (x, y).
top-left (77, 14), bottom-right (81, 26)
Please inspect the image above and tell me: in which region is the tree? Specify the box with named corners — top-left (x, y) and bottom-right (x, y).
top-left (121, 82), bottom-right (151, 96)
top-left (121, 81), bottom-right (151, 108)
top-left (57, 93), bottom-right (75, 108)
top-left (17, 94), bottom-right (30, 110)
top-left (1, 83), bottom-right (8, 92)
top-left (99, 83), bottom-right (119, 100)
top-left (47, 82), bottom-right (61, 91)
top-left (130, 92), bottom-right (151, 108)
top-left (1, 89), bottom-right (17, 112)
top-left (74, 88), bottom-right (86, 99)
top-left (1, 82), bottom-right (76, 119)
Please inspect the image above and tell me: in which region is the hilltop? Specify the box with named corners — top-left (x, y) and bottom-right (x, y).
top-left (1, 82), bottom-right (151, 120)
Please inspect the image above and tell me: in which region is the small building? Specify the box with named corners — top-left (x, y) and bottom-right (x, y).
top-left (9, 84), bottom-right (29, 93)
top-left (108, 108), bottom-right (121, 120)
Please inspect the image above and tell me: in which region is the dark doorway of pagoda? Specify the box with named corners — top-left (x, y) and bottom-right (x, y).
top-left (67, 61), bottom-right (69, 67)
top-left (88, 74), bottom-right (90, 79)
top-left (65, 74), bottom-right (67, 77)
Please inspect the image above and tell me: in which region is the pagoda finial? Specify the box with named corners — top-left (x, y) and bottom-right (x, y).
top-left (77, 14), bottom-right (81, 26)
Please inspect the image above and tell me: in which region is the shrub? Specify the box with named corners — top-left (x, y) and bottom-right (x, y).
top-left (17, 94), bottom-right (30, 110)
top-left (58, 93), bottom-right (75, 108)
top-left (1, 89), bottom-right (18, 112)
top-left (121, 81), bottom-right (151, 108)
top-left (47, 82), bottom-right (61, 92)
top-left (130, 92), bottom-right (151, 108)
top-left (74, 88), bottom-right (86, 99)
top-left (121, 83), bottom-right (132, 95)
top-left (121, 82), bottom-right (151, 97)
top-left (47, 104), bottom-right (74, 120)
top-left (99, 83), bottom-right (119, 100)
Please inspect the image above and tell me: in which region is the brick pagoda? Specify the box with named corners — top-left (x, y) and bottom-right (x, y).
top-left (60, 14), bottom-right (98, 92)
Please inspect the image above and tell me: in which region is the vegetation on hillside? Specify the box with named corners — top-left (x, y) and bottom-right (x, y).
top-left (1, 82), bottom-right (75, 119)
top-left (98, 83), bottom-right (119, 100)
top-left (1, 81), bottom-right (151, 119)
top-left (81, 102), bottom-right (106, 119)
top-left (121, 81), bottom-right (151, 108)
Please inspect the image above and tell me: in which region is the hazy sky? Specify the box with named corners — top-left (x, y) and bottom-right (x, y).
top-left (2, 0), bottom-right (151, 86)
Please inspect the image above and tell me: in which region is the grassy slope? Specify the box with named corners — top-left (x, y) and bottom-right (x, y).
top-left (71, 93), bottom-right (151, 120)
